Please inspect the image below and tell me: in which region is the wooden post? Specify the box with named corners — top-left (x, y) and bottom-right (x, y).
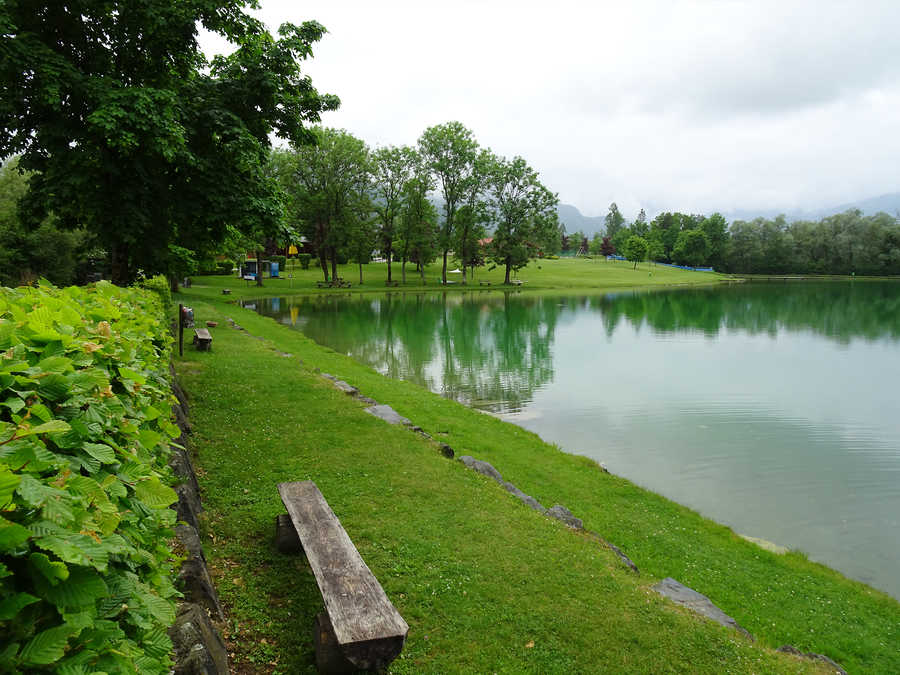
top-left (178, 303), bottom-right (183, 357)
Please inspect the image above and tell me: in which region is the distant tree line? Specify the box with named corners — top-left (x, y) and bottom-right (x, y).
top-left (561, 202), bottom-right (900, 275)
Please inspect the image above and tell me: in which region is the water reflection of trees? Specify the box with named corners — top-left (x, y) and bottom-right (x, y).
top-left (588, 282), bottom-right (900, 343)
top-left (249, 282), bottom-right (899, 413)
top-left (258, 292), bottom-right (561, 413)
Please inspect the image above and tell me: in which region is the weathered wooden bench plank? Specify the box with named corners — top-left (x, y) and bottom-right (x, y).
top-left (192, 328), bottom-right (212, 351)
top-left (277, 481), bottom-right (408, 670)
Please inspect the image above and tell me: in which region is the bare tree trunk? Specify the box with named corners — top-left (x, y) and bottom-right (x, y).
top-left (319, 250), bottom-right (329, 282)
top-left (505, 261), bottom-right (512, 284)
top-left (330, 247), bottom-right (338, 283)
top-left (442, 249), bottom-right (448, 284)
top-left (386, 249), bottom-right (392, 282)
top-left (402, 258), bottom-right (407, 284)
top-left (358, 263), bottom-right (363, 285)
top-left (169, 276), bottom-right (180, 293)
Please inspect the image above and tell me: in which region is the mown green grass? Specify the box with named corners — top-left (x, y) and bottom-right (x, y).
top-left (173, 285), bottom-right (897, 673)
top-left (183, 256), bottom-right (727, 302)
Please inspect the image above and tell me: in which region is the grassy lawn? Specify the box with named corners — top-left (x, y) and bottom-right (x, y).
top-left (182, 256), bottom-right (729, 302)
top-left (173, 263), bottom-right (898, 673)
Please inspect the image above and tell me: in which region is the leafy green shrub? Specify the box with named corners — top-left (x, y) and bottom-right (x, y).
top-left (297, 253), bottom-right (311, 270)
top-left (0, 281), bottom-right (180, 672)
top-left (216, 261), bottom-right (233, 276)
top-left (141, 274), bottom-right (172, 319)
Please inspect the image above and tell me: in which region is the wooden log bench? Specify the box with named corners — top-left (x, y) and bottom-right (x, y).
top-left (276, 481), bottom-right (408, 673)
top-left (192, 328), bottom-right (212, 351)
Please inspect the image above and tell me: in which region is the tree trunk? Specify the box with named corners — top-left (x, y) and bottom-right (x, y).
top-left (442, 249), bottom-right (448, 284)
top-left (169, 275), bottom-right (180, 293)
top-left (319, 250), bottom-right (329, 282)
top-left (330, 247), bottom-right (338, 283)
top-left (109, 243), bottom-right (130, 285)
top-left (255, 250), bottom-right (263, 286)
top-left (504, 261), bottom-right (511, 285)
top-left (386, 248), bottom-right (392, 282)
top-left (462, 263), bottom-right (467, 285)
top-left (401, 258), bottom-right (407, 284)
top-left (358, 263), bottom-right (363, 285)
top-left (420, 264), bottom-right (426, 285)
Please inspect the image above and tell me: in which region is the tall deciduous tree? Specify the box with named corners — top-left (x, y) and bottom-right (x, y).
top-left (278, 129), bottom-right (372, 283)
top-left (372, 145), bottom-right (416, 282)
top-left (623, 235), bottom-right (649, 269)
top-left (397, 168), bottom-right (438, 285)
top-left (605, 202), bottom-right (625, 239)
top-left (672, 229), bottom-right (710, 267)
top-left (418, 122), bottom-right (478, 284)
top-left (0, 1), bottom-right (337, 285)
top-left (485, 155), bottom-right (559, 284)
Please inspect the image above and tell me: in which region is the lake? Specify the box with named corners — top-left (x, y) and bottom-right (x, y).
top-left (244, 281), bottom-right (900, 599)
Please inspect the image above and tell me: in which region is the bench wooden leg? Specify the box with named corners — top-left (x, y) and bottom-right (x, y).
top-left (314, 613), bottom-right (357, 674)
top-left (274, 513), bottom-right (302, 554)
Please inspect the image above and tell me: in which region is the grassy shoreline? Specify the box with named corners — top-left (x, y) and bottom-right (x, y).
top-left (175, 262), bottom-right (899, 673)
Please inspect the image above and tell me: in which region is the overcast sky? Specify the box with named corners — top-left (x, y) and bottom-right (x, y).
top-left (201, 1), bottom-right (900, 219)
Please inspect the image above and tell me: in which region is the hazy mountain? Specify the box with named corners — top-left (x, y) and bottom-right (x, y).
top-left (556, 203), bottom-right (606, 236)
top-left (723, 192), bottom-right (900, 223)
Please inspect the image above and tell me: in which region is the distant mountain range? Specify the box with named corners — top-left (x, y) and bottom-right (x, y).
top-left (556, 192), bottom-right (900, 235)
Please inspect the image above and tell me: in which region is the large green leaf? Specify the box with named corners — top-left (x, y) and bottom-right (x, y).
top-left (18, 419), bottom-right (72, 437)
top-left (19, 624), bottom-right (77, 666)
top-left (34, 566), bottom-right (108, 609)
top-left (29, 551), bottom-right (70, 584)
top-left (0, 517), bottom-right (31, 551)
top-left (0, 466), bottom-right (20, 508)
top-left (0, 592), bottom-right (40, 620)
top-left (133, 477), bottom-right (177, 509)
top-left (82, 443), bottom-right (116, 465)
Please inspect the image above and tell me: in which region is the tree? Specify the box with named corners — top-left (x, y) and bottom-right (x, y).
top-left (0, 1), bottom-right (338, 285)
top-left (454, 149), bottom-right (492, 284)
top-left (631, 208), bottom-right (650, 238)
top-left (673, 229), bottom-right (710, 267)
top-left (600, 236), bottom-right (616, 258)
top-left (485, 155), bottom-right (559, 284)
top-left (418, 122), bottom-right (479, 283)
top-left (623, 235), bottom-right (649, 269)
top-left (700, 213), bottom-right (729, 270)
top-left (605, 202), bottom-right (625, 239)
top-left (0, 156), bottom-right (90, 286)
top-left (278, 129), bottom-right (372, 283)
top-left (649, 212), bottom-right (683, 261)
top-left (589, 232), bottom-right (604, 255)
top-left (372, 145), bottom-right (416, 282)
top-left (397, 164), bottom-right (438, 285)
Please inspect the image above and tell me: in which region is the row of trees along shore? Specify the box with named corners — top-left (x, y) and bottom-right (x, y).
top-left (267, 122), bottom-right (559, 286)
top-left (563, 204), bottom-right (900, 276)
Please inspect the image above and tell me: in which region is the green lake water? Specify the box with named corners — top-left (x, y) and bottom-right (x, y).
top-left (243, 281), bottom-right (900, 599)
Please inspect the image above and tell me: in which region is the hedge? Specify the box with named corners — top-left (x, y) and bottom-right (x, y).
top-left (0, 281), bottom-right (180, 673)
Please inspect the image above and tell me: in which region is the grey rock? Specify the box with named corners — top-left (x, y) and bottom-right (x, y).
top-left (358, 396), bottom-right (378, 406)
top-left (502, 481), bottom-right (547, 514)
top-left (178, 558), bottom-right (224, 621)
top-left (438, 443), bottom-right (454, 459)
top-left (175, 483), bottom-right (202, 533)
top-left (175, 523), bottom-right (205, 562)
top-left (776, 646), bottom-right (847, 674)
top-left (320, 373), bottom-right (337, 381)
top-left (652, 578), bottom-right (752, 638)
top-left (332, 380), bottom-right (359, 395)
top-left (458, 456), bottom-right (504, 483)
top-left (169, 603), bottom-right (229, 675)
top-left (547, 504), bottom-right (583, 530)
top-left (364, 404), bottom-right (411, 426)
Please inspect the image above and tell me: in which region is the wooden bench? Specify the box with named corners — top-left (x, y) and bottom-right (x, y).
top-left (192, 328), bottom-right (212, 351)
top-left (479, 280), bottom-right (491, 286)
top-left (276, 481), bottom-right (408, 672)
top-left (511, 279), bottom-right (524, 286)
